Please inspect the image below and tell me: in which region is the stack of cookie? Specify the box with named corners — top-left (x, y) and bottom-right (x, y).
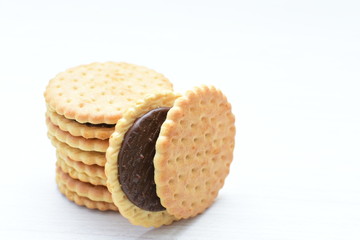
top-left (44, 62), bottom-right (173, 211)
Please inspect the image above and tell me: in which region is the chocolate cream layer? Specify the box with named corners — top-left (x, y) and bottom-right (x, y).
top-left (117, 108), bottom-right (170, 212)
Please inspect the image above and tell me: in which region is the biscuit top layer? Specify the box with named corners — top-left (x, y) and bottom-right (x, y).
top-left (44, 62), bottom-right (173, 124)
top-left (154, 85), bottom-right (236, 219)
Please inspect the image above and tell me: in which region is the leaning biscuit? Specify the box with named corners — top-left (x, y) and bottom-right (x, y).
top-left (48, 135), bottom-right (106, 166)
top-left (44, 62), bottom-right (173, 124)
top-left (155, 86), bottom-right (235, 218)
top-left (56, 179), bottom-right (117, 211)
top-left (46, 118), bottom-right (109, 152)
top-left (105, 86), bottom-right (235, 227)
top-left (56, 153), bottom-right (106, 186)
top-left (46, 109), bottom-right (114, 140)
top-left (56, 167), bottom-right (113, 203)
top-left (106, 92), bottom-right (180, 227)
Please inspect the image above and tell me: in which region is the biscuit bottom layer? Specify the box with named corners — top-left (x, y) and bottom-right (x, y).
top-left (117, 108), bottom-right (170, 212)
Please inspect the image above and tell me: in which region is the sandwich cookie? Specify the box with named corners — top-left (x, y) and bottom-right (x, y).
top-left (56, 167), bottom-right (113, 203)
top-left (48, 134), bottom-right (107, 167)
top-left (56, 152), bottom-right (106, 186)
top-left (57, 181), bottom-right (118, 211)
top-left (106, 86), bottom-right (235, 227)
top-left (56, 168), bottom-right (117, 211)
top-left (44, 61), bottom-right (173, 124)
top-left (46, 110), bottom-right (114, 140)
top-left (46, 118), bottom-right (109, 152)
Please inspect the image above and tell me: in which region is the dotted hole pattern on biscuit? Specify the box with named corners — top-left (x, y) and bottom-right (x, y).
top-left (45, 62), bottom-right (173, 124)
top-left (155, 86), bottom-right (236, 219)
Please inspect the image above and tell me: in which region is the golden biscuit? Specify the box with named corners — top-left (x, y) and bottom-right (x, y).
top-left (44, 62), bottom-right (173, 124)
top-left (106, 86), bottom-right (235, 227)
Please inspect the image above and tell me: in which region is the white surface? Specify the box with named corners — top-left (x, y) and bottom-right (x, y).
top-left (1, 0), bottom-right (360, 239)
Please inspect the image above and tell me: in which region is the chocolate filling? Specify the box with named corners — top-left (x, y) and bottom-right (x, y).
top-left (83, 122), bottom-right (115, 128)
top-left (118, 107), bottom-right (170, 211)
top-left (70, 118), bottom-right (115, 128)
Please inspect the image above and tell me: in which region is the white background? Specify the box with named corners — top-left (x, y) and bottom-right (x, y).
top-left (0, 0), bottom-right (359, 239)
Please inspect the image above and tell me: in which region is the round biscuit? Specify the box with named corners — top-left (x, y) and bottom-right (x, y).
top-left (154, 85), bottom-right (235, 219)
top-left (44, 62), bottom-right (173, 124)
top-left (46, 109), bottom-right (114, 140)
top-left (56, 167), bottom-right (113, 203)
top-left (48, 134), bottom-right (106, 166)
top-left (56, 153), bottom-right (106, 186)
top-left (46, 117), bottom-right (108, 152)
top-left (56, 179), bottom-right (117, 211)
top-left (106, 92), bottom-right (180, 227)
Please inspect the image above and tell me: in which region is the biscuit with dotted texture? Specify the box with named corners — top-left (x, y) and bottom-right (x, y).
top-left (154, 85), bottom-right (235, 219)
top-left (44, 62), bottom-right (173, 124)
top-left (106, 92), bottom-right (180, 227)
